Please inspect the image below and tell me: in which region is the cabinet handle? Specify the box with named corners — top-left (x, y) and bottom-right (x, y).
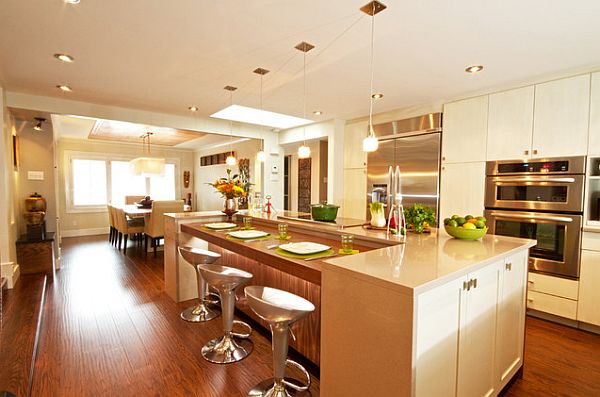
top-left (472, 278), bottom-right (478, 289)
top-left (463, 281), bottom-right (469, 290)
top-left (442, 166), bottom-right (445, 171)
top-left (442, 156), bottom-right (446, 161)
top-left (527, 280), bottom-right (534, 284)
top-left (533, 149), bottom-right (538, 155)
top-left (527, 298), bottom-right (534, 302)
top-left (505, 262), bottom-right (512, 271)
top-left (524, 150), bottom-right (529, 155)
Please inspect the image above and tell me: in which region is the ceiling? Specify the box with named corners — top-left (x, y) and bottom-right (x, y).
top-left (1, 1), bottom-right (600, 123)
top-left (89, 119), bottom-right (204, 146)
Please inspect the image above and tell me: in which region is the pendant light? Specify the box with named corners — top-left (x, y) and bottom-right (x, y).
top-left (130, 132), bottom-right (166, 176)
top-left (361, 1), bottom-right (386, 153)
top-left (295, 41), bottom-right (314, 159)
top-left (253, 67), bottom-right (270, 163)
top-left (224, 85), bottom-right (238, 166)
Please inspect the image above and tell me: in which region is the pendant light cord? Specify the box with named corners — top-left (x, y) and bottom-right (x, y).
top-left (260, 74), bottom-right (264, 152)
top-left (368, 2), bottom-right (375, 136)
top-left (229, 91), bottom-right (234, 156)
top-left (302, 50), bottom-right (307, 146)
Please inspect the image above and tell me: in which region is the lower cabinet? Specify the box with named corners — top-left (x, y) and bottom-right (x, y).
top-left (577, 250), bottom-right (600, 326)
top-left (415, 251), bottom-right (528, 397)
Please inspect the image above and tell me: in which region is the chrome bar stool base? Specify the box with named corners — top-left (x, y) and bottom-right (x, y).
top-left (180, 302), bottom-right (220, 323)
top-left (202, 332), bottom-right (253, 364)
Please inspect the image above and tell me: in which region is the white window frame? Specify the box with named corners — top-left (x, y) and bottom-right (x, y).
top-left (64, 150), bottom-right (181, 214)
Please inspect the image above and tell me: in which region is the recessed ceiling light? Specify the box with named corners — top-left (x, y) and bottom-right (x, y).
top-left (56, 84), bottom-right (72, 92)
top-left (371, 93), bottom-right (384, 99)
top-left (64, 0), bottom-right (80, 4)
top-left (188, 106), bottom-right (198, 112)
top-left (465, 65), bottom-right (484, 73)
top-left (313, 111), bottom-right (323, 115)
top-left (211, 104), bottom-right (313, 129)
top-left (54, 53), bottom-right (74, 63)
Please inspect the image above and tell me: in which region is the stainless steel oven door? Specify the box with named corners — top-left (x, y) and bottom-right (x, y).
top-left (485, 175), bottom-right (584, 212)
top-left (484, 210), bottom-right (582, 279)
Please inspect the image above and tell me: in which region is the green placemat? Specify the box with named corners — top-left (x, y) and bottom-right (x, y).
top-left (275, 235), bottom-right (292, 241)
top-left (338, 248), bottom-right (360, 255)
top-left (275, 248), bottom-right (334, 260)
top-left (226, 233), bottom-right (271, 242)
top-left (201, 226), bottom-right (240, 232)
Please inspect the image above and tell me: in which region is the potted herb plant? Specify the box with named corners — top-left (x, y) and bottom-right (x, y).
top-left (403, 203), bottom-right (437, 233)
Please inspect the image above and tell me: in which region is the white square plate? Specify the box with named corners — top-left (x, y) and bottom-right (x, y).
top-left (278, 242), bottom-right (331, 255)
top-left (204, 222), bottom-right (238, 230)
top-left (228, 230), bottom-right (269, 239)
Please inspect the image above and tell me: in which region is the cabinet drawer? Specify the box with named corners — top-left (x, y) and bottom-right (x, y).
top-left (527, 290), bottom-right (578, 319)
top-left (527, 272), bottom-right (578, 300)
top-left (582, 231), bottom-right (600, 252)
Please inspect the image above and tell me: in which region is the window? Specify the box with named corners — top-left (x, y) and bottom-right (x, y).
top-left (66, 151), bottom-right (180, 213)
top-left (72, 159), bottom-right (107, 206)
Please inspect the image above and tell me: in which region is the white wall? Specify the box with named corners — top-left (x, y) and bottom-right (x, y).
top-left (194, 139), bottom-right (262, 211)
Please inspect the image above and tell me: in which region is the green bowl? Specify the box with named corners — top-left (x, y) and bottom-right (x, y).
top-left (444, 225), bottom-right (488, 240)
top-left (310, 203), bottom-right (339, 222)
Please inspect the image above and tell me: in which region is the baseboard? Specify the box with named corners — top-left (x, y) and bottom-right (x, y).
top-left (527, 310), bottom-right (600, 334)
top-left (1, 261), bottom-right (21, 289)
top-left (61, 227), bottom-right (109, 238)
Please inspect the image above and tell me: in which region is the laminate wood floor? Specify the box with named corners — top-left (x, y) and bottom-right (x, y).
top-left (30, 235), bottom-right (319, 397)
top-left (6, 235), bottom-right (600, 396)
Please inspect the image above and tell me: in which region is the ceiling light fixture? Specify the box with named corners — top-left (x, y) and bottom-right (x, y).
top-left (56, 84), bottom-right (72, 92)
top-left (465, 65), bottom-right (484, 73)
top-left (313, 110), bottom-right (323, 115)
top-left (64, 0), bottom-right (80, 4)
top-left (371, 93), bottom-right (384, 99)
top-left (54, 53), bottom-right (74, 63)
top-left (361, 0), bottom-right (386, 153)
top-left (33, 117), bottom-right (46, 131)
top-left (130, 132), bottom-right (166, 177)
top-left (253, 67), bottom-right (270, 163)
top-left (295, 41), bottom-right (315, 159)
top-left (188, 106), bottom-right (198, 112)
top-left (210, 105), bottom-right (312, 129)
top-left (224, 85), bottom-right (238, 167)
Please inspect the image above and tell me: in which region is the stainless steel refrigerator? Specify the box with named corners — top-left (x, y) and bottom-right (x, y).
top-left (366, 113), bottom-right (442, 222)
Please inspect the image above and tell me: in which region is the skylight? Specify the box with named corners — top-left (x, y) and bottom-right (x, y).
top-left (210, 105), bottom-right (313, 130)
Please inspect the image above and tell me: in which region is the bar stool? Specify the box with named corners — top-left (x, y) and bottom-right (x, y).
top-left (198, 263), bottom-right (254, 364)
top-left (245, 286), bottom-right (315, 397)
top-left (178, 246), bottom-right (222, 322)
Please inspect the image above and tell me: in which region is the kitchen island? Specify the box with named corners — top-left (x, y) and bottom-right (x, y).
top-left (167, 212), bottom-right (534, 396)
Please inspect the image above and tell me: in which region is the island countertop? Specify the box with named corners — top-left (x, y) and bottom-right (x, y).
top-left (325, 228), bottom-right (536, 295)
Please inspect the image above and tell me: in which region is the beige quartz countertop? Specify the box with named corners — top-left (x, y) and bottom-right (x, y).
top-left (325, 229), bottom-right (536, 296)
top-left (164, 210), bottom-right (224, 219)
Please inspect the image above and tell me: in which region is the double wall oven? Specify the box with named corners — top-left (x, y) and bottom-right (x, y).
top-left (484, 156), bottom-right (585, 279)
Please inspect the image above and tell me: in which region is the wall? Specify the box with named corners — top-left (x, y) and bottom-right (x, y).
top-left (57, 137), bottom-right (194, 235)
top-left (14, 118), bottom-right (57, 235)
top-left (194, 139), bottom-right (262, 211)
top-left (0, 89), bottom-right (21, 287)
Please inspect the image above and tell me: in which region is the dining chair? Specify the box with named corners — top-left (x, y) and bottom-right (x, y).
top-left (115, 207), bottom-right (145, 254)
top-left (125, 195), bottom-right (146, 205)
top-left (144, 200), bottom-right (184, 257)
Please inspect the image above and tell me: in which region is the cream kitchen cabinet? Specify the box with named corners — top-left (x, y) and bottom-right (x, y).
top-left (487, 86), bottom-right (535, 160)
top-left (439, 162), bottom-right (486, 223)
top-left (577, 250), bottom-right (600, 326)
top-left (342, 168), bottom-right (367, 220)
top-left (495, 251), bottom-right (528, 390)
top-left (532, 74), bottom-right (590, 158)
top-left (442, 95), bottom-right (488, 163)
top-left (344, 120), bottom-right (368, 169)
top-left (588, 72), bottom-right (600, 156)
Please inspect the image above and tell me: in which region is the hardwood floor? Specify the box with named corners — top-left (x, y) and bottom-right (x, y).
top-left (3, 234), bottom-right (599, 396)
top-left (29, 235), bottom-right (319, 397)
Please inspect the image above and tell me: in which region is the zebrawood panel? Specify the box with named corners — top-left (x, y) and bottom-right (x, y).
top-left (209, 244), bottom-right (321, 365)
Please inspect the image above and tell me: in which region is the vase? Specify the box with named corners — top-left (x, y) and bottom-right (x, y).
top-left (223, 198), bottom-right (238, 220)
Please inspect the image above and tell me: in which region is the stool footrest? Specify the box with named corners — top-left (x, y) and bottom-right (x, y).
top-left (232, 320), bottom-right (252, 339)
top-left (282, 359), bottom-right (311, 392)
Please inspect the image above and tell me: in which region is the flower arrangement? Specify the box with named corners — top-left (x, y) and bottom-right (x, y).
top-left (209, 169), bottom-right (250, 199)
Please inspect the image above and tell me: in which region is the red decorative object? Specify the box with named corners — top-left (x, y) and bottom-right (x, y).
top-left (265, 195), bottom-right (273, 214)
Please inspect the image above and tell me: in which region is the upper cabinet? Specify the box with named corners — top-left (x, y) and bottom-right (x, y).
top-left (442, 96), bottom-right (488, 163)
top-left (487, 86), bottom-right (535, 160)
top-left (589, 72), bottom-right (600, 156)
top-left (532, 74), bottom-right (590, 158)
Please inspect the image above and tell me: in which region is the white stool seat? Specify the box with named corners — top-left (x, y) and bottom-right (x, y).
top-left (178, 246), bottom-right (221, 323)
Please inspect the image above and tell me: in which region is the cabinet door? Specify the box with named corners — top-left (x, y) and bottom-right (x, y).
top-left (487, 86), bottom-right (534, 160)
top-left (532, 74), bottom-right (590, 157)
top-left (344, 121), bottom-right (369, 169)
top-left (442, 96), bottom-right (489, 163)
top-left (457, 262), bottom-right (500, 397)
top-left (439, 162), bottom-right (486, 223)
top-left (577, 250), bottom-right (600, 326)
top-left (495, 251), bottom-right (527, 389)
top-left (589, 72), bottom-right (600, 156)
top-left (415, 277), bottom-right (464, 397)
top-left (342, 168), bottom-right (367, 220)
